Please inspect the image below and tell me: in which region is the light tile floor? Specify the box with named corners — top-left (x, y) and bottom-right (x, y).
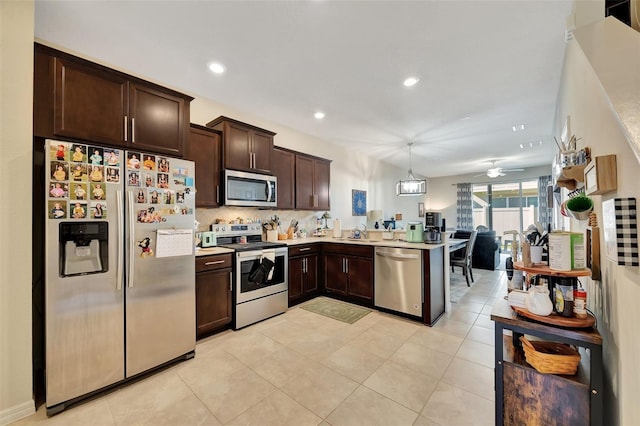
top-left (15, 269), bottom-right (508, 426)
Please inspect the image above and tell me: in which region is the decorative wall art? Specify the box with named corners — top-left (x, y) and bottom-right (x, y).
top-left (352, 190), bottom-right (366, 216)
top-left (602, 197), bottom-right (638, 266)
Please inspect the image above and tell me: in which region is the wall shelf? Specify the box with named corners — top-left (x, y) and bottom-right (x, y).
top-left (555, 164), bottom-right (586, 190)
top-left (584, 155), bottom-right (617, 196)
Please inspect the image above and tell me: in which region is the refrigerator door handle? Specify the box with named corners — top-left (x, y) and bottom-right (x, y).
top-left (116, 190), bottom-right (124, 290)
top-left (127, 191), bottom-right (136, 288)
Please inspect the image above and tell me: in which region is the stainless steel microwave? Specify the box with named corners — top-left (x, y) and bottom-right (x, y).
top-left (223, 169), bottom-right (277, 207)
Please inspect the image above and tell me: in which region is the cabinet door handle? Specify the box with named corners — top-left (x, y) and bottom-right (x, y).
top-left (124, 116), bottom-right (128, 141)
top-left (229, 271), bottom-right (233, 292)
top-left (299, 247), bottom-right (311, 252)
top-left (131, 117), bottom-right (135, 142)
top-left (216, 185), bottom-right (220, 204)
top-left (204, 260), bottom-right (225, 266)
top-left (345, 258), bottom-right (349, 274)
top-left (304, 258), bottom-right (308, 273)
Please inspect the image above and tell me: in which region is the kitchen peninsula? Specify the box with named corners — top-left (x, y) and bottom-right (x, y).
top-left (286, 236), bottom-right (445, 326)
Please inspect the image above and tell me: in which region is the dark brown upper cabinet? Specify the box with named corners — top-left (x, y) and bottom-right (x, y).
top-left (187, 124), bottom-right (222, 207)
top-left (272, 147), bottom-right (295, 209)
top-left (295, 153), bottom-right (331, 210)
top-left (34, 43), bottom-right (192, 157)
top-left (206, 116), bottom-right (275, 175)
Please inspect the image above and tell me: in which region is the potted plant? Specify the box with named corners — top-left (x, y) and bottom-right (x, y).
top-left (565, 194), bottom-right (593, 221)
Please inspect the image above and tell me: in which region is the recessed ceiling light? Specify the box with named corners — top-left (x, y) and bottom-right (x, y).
top-left (314, 111), bottom-right (325, 120)
top-left (519, 143), bottom-right (524, 149)
top-left (403, 77), bottom-right (420, 87)
top-left (512, 124), bottom-right (525, 132)
top-left (208, 62), bottom-right (226, 74)
top-left (460, 116), bottom-right (471, 120)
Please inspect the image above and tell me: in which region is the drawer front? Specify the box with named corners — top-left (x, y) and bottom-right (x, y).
top-left (196, 254), bottom-right (233, 272)
top-left (289, 244), bottom-right (319, 257)
top-left (323, 243), bottom-right (373, 258)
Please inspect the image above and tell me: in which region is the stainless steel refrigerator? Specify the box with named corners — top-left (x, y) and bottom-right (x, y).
top-left (44, 139), bottom-right (196, 414)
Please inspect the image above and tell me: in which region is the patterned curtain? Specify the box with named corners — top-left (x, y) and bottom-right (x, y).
top-left (456, 183), bottom-right (473, 230)
top-left (538, 175), bottom-right (552, 231)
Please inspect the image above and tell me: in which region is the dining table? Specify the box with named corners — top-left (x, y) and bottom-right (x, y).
top-left (448, 238), bottom-right (469, 253)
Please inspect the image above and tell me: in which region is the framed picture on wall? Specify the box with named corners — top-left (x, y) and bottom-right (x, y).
top-left (352, 190), bottom-right (366, 216)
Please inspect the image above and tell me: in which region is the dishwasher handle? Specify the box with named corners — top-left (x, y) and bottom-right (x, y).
top-left (376, 250), bottom-right (420, 260)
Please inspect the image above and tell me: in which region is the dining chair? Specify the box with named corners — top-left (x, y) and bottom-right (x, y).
top-left (450, 230), bottom-right (478, 286)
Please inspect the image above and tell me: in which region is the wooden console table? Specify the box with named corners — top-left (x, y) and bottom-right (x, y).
top-left (491, 298), bottom-right (603, 426)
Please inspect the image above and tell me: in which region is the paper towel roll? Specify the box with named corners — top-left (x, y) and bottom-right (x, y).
top-left (333, 218), bottom-right (341, 238)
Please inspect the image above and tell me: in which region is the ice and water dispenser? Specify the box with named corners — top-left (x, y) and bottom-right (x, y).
top-left (59, 222), bottom-right (109, 277)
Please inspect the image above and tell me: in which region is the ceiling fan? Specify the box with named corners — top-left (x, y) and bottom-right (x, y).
top-left (481, 160), bottom-right (524, 178)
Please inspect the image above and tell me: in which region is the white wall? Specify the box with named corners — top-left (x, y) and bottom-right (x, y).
top-left (0, 1), bottom-right (36, 424)
top-left (556, 17), bottom-right (640, 425)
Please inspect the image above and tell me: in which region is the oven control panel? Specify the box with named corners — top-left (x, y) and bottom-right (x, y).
top-left (211, 224), bottom-right (262, 236)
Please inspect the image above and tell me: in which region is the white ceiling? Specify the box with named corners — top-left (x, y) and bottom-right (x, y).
top-left (34, 0), bottom-right (575, 178)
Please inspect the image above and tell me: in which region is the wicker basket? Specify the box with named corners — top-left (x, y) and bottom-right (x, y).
top-left (520, 336), bottom-right (581, 375)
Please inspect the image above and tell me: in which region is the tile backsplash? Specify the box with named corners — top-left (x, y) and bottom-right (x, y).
top-left (196, 207), bottom-right (324, 235)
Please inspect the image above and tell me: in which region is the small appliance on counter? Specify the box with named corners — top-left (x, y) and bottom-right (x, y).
top-left (405, 222), bottom-right (425, 243)
top-left (200, 231), bottom-right (217, 247)
top-left (424, 211), bottom-right (443, 243)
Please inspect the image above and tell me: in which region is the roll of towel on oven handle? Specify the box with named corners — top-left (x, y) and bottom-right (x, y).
top-left (263, 250), bottom-right (276, 281)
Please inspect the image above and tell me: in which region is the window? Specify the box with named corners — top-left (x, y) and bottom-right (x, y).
top-left (472, 179), bottom-right (539, 252)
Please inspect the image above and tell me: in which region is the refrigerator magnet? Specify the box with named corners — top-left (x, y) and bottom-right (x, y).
top-left (136, 189), bottom-right (146, 204)
top-left (157, 157), bottom-right (169, 173)
top-left (71, 144), bottom-right (86, 163)
top-left (89, 165), bottom-right (104, 182)
top-left (164, 190), bottom-right (174, 204)
top-left (49, 183), bottom-right (68, 198)
top-left (105, 149), bottom-right (120, 167)
top-left (88, 147), bottom-right (104, 166)
top-left (51, 162), bottom-right (69, 182)
top-left (91, 202), bottom-right (106, 219)
top-left (143, 173), bottom-right (154, 187)
top-left (149, 189), bottom-right (160, 204)
top-left (72, 183), bottom-right (87, 200)
top-left (49, 200), bottom-right (67, 219)
top-left (106, 167), bottom-right (120, 183)
top-left (91, 183), bottom-right (105, 200)
top-left (143, 155), bottom-right (156, 171)
top-left (157, 173), bottom-right (169, 189)
top-left (71, 164), bottom-right (87, 182)
top-left (176, 191), bottom-right (185, 203)
top-left (71, 202), bottom-right (87, 219)
top-left (185, 177), bottom-right (194, 187)
top-left (128, 171), bottom-right (140, 187)
top-left (51, 142), bottom-right (68, 161)
top-left (127, 152), bottom-right (141, 169)
top-left (137, 237), bottom-right (154, 258)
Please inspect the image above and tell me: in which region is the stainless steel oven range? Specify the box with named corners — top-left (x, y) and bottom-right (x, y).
top-left (215, 225), bottom-right (288, 329)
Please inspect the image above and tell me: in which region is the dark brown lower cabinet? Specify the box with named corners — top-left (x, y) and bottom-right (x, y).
top-left (288, 244), bottom-right (319, 306)
top-left (195, 254), bottom-right (233, 338)
top-left (323, 244), bottom-right (373, 305)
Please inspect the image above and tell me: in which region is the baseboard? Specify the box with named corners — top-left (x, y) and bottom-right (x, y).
top-left (0, 400), bottom-right (35, 426)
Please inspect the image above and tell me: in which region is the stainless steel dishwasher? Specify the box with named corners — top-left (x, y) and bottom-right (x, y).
top-left (374, 247), bottom-right (423, 318)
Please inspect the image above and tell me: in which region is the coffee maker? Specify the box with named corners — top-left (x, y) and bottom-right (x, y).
top-left (424, 211), bottom-right (442, 243)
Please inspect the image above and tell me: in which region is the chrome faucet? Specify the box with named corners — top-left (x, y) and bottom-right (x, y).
top-left (360, 224), bottom-right (368, 239)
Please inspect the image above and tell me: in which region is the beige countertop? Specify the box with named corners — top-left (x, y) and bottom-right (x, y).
top-left (196, 236), bottom-right (446, 255)
top-left (282, 235), bottom-right (445, 250)
top-left (195, 246), bottom-right (235, 257)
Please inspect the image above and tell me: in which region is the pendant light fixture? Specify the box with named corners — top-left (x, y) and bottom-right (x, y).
top-left (396, 142), bottom-right (427, 196)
